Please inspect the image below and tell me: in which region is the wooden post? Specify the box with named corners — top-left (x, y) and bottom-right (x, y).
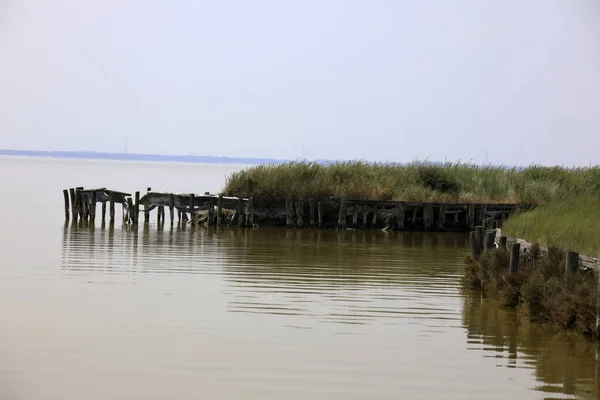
top-left (495, 219), bottom-right (503, 229)
top-left (309, 199), bottom-right (315, 228)
top-left (317, 201), bottom-right (323, 228)
top-left (475, 226), bottom-right (485, 252)
top-left (423, 204), bottom-right (433, 230)
top-left (101, 201), bottom-right (106, 222)
top-left (75, 187), bottom-right (84, 220)
top-left (337, 198), bottom-right (347, 229)
top-left (437, 204), bottom-right (447, 230)
top-left (395, 202), bottom-right (405, 230)
top-left (483, 231), bottom-right (495, 250)
top-left (468, 204), bottom-right (476, 230)
top-left (362, 204), bottom-right (369, 229)
top-left (237, 197), bottom-right (243, 227)
top-left (127, 198), bottom-right (134, 224)
top-left (248, 197), bottom-right (254, 227)
top-left (498, 236), bottom-right (507, 250)
top-left (63, 189), bottom-right (70, 220)
top-left (189, 194), bottom-right (195, 225)
top-left (90, 191), bottom-right (97, 222)
top-left (157, 205), bottom-right (162, 224)
top-left (470, 231), bottom-right (481, 260)
top-left (411, 207), bottom-right (419, 227)
top-left (286, 197), bottom-right (294, 228)
top-left (109, 192), bottom-right (115, 221)
top-left (216, 195), bottom-right (223, 227)
top-left (207, 197), bottom-right (215, 226)
top-left (509, 243), bottom-right (520, 274)
top-left (352, 203), bottom-right (359, 228)
top-left (69, 188), bottom-right (77, 220)
top-left (372, 203), bottom-right (377, 228)
top-left (565, 251), bottom-right (579, 273)
top-left (297, 199), bottom-right (304, 228)
top-left (134, 191), bottom-right (140, 224)
top-left (169, 194), bottom-right (175, 225)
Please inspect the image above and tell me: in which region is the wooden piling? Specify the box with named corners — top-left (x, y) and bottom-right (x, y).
top-left (475, 226), bottom-right (485, 252)
top-left (424, 204), bottom-right (433, 230)
top-left (109, 192), bottom-right (115, 221)
top-left (372, 203), bottom-right (377, 227)
top-left (248, 197), bottom-right (254, 227)
top-left (362, 204), bottom-right (369, 228)
top-left (470, 231), bottom-right (481, 260)
top-left (338, 198), bottom-right (347, 229)
top-left (352, 203), bottom-right (359, 228)
top-left (134, 191), bottom-right (140, 224)
top-left (468, 204), bottom-right (475, 230)
top-left (483, 231), bottom-right (495, 250)
top-left (101, 201), bottom-right (106, 222)
top-left (286, 198), bottom-right (294, 228)
top-left (69, 188), bottom-right (77, 220)
top-left (297, 199), bottom-right (304, 228)
top-left (207, 197), bottom-right (215, 226)
top-left (127, 198), bottom-right (134, 223)
top-left (216, 195), bottom-right (223, 227)
top-left (411, 207), bottom-right (419, 227)
top-left (437, 204), bottom-right (447, 230)
top-left (237, 197), bottom-right (243, 227)
top-left (75, 187), bottom-right (84, 220)
top-left (498, 236), bottom-right (507, 250)
top-left (164, 193), bottom-right (172, 224)
top-left (90, 191), bottom-right (97, 222)
top-left (309, 199), bottom-right (315, 228)
top-left (189, 194), bottom-right (195, 225)
top-left (63, 189), bottom-right (70, 220)
top-left (395, 202), bottom-right (405, 230)
top-left (317, 201), bottom-right (323, 228)
top-left (509, 243), bottom-right (520, 274)
top-left (565, 251), bottom-right (579, 273)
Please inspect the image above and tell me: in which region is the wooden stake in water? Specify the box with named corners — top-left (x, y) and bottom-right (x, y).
top-left (362, 204), bottom-right (369, 229)
top-left (483, 231), bottom-right (495, 250)
top-left (69, 188), bottom-right (77, 220)
top-left (438, 204), bottom-right (447, 230)
top-left (396, 202), bottom-right (405, 230)
top-left (309, 199), bottom-right (315, 228)
top-left (317, 201), bottom-right (323, 228)
top-left (286, 197), bottom-right (294, 228)
top-left (352, 203), bottom-right (359, 228)
top-left (169, 194), bottom-right (175, 225)
top-left (109, 192), bottom-right (115, 221)
top-left (189, 194), bottom-right (195, 225)
top-left (470, 231), bottom-right (481, 260)
top-left (338, 198), bottom-right (347, 229)
top-left (498, 236), bottom-right (507, 250)
top-left (248, 197), bottom-right (254, 227)
top-left (134, 191), bottom-right (140, 224)
top-left (297, 199), bottom-right (304, 228)
top-left (216, 195), bottom-right (223, 227)
top-left (237, 197), bottom-right (243, 227)
top-left (475, 226), bottom-right (485, 252)
top-left (90, 191), bottom-right (97, 222)
top-left (63, 189), bottom-right (70, 220)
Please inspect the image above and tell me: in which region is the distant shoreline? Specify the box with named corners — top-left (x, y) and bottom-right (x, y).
top-left (0, 149), bottom-right (289, 165)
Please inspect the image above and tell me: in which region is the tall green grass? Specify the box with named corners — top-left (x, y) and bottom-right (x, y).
top-left (503, 195), bottom-right (600, 257)
top-left (223, 161), bottom-right (600, 205)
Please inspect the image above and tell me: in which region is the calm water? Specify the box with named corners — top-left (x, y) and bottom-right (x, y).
top-left (0, 157), bottom-right (598, 400)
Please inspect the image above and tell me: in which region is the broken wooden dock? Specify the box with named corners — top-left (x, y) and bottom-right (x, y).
top-left (61, 187), bottom-right (533, 231)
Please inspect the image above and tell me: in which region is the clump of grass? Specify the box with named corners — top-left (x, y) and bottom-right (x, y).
top-left (503, 194), bottom-right (600, 257)
top-left (463, 247), bottom-right (599, 338)
top-left (223, 161), bottom-right (600, 207)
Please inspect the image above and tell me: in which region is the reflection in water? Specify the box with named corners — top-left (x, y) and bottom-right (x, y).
top-left (59, 224), bottom-right (599, 399)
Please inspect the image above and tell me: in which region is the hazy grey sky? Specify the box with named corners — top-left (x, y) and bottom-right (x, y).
top-left (1, 1), bottom-right (599, 166)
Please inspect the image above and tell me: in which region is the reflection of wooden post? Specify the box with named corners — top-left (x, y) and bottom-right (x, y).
top-left (565, 251), bottom-right (579, 273)
top-left (317, 201), bottom-right (323, 228)
top-left (337, 198), bottom-right (347, 229)
top-left (309, 199), bottom-right (315, 228)
top-left (509, 243), bottom-right (520, 274)
top-left (216, 195), bottom-right (223, 226)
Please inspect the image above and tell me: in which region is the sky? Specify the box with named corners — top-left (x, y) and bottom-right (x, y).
top-left (0, 1), bottom-right (599, 166)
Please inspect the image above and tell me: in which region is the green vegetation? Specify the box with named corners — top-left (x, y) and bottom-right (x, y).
top-left (503, 195), bottom-right (600, 257)
top-left (223, 161), bottom-right (600, 205)
top-left (463, 247), bottom-right (598, 338)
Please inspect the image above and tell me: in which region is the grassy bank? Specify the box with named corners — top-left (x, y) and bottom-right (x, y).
top-left (503, 195), bottom-right (600, 257)
top-left (463, 247), bottom-right (598, 338)
top-left (223, 161), bottom-right (600, 205)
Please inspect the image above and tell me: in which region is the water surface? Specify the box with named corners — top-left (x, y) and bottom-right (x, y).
top-left (0, 157), bottom-right (598, 399)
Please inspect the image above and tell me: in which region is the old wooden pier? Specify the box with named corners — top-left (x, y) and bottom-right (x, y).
top-left (62, 187), bottom-right (531, 231)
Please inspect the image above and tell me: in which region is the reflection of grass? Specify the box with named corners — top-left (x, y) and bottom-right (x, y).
top-left (503, 194), bottom-right (600, 257)
top-left (462, 290), bottom-right (597, 398)
top-left (463, 247), bottom-right (598, 338)
top-left (223, 161), bottom-right (600, 206)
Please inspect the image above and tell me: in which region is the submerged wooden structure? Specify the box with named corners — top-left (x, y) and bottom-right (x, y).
top-left (62, 187), bottom-right (532, 231)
